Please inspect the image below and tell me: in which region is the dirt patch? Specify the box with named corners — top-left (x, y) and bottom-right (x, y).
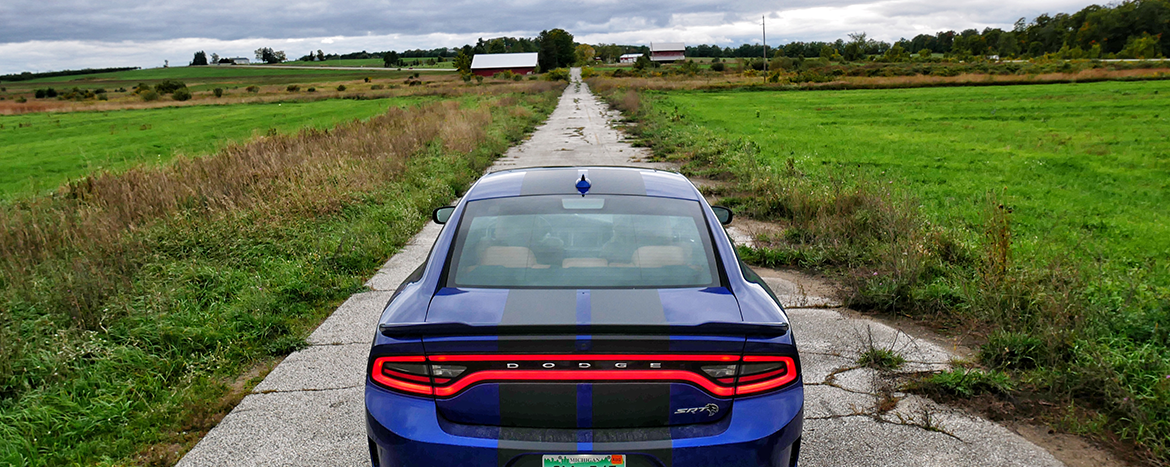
top-left (1010, 423), bottom-right (1129, 467)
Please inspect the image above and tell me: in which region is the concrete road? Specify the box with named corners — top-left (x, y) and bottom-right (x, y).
top-left (176, 69), bottom-right (1065, 466)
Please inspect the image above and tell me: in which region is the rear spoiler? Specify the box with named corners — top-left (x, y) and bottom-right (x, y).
top-left (379, 321), bottom-right (789, 338)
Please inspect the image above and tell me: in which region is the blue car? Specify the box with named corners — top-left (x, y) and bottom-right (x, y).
top-left (365, 166), bottom-right (802, 467)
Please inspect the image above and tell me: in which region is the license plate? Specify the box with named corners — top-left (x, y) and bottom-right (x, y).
top-left (542, 454), bottom-right (626, 467)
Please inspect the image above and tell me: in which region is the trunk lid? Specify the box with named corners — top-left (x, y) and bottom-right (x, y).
top-left (411, 287), bottom-right (763, 429)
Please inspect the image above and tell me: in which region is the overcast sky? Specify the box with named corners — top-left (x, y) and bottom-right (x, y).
top-left (1, 0), bottom-right (1097, 75)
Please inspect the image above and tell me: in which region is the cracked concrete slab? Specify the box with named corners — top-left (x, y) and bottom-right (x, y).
top-left (306, 291), bottom-right (392, 346)
top-left (178, 68), bottom-right (1068, 467)
top-left (253, 343), bottom-right (369, 393)
top-left (177, 387), bottom-right (368, 467)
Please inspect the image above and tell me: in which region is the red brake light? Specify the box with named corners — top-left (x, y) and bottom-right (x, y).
top-left (735, 356), bottom-right (798, 396)
top-left (369, 354), bottom-right (798, 398)
top-left (371, 356), bottom-right (433, 396)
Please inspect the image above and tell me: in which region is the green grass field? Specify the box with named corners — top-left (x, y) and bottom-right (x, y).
top-left (0, 98), bottom-right (416, 198)
top-left (631, 80), bottom-right (1170, 458)
top-left (658, 81), bottom-right (1170, 267)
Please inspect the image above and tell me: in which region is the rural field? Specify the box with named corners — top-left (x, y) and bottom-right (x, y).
top-left (0, 98), bottom-right (417, 198)
top-left (598, 77), bottom-right (1170, 462)
top-left (659, 81), bottom-right (1170, 264)
top-left (0, 74), bottom-right (564, 466)
top-left (0, 64), bottom-right (460, 116)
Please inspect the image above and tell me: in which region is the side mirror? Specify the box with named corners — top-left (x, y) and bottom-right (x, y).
top-left (711, 206), bottom-right (733, 225)
top-left (432, 206), bottom-right (456, 224)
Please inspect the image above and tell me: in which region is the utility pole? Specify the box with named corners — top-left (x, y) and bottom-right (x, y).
top-left (762, 15), bottom-right (767, 81)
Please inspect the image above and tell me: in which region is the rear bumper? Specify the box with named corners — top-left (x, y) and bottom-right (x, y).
top-left (365, 384), bottom-right (803, 467)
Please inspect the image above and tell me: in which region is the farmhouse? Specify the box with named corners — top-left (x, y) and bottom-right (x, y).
top-left (228, 57), bottom-right (250, 65)
top-left (619, 53), bottom-right (642, 64)
top-left (650, 43), bottom-right (685, 62)
top-left (470, 53), bottom-right (538, 77)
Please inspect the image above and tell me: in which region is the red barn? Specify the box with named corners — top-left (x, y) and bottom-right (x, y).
top-left (650, 42), bottom-right (685, 62)
top-left (470, 53), bottom-right (539, 77)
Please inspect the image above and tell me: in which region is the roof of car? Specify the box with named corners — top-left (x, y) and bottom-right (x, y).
top-left (465, 166), bottom-right (700, 201)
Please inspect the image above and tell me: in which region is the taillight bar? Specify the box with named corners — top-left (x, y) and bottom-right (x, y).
top-left (369, 354), bottom-right (798, 398)
top-left (428, 354), bottom-right (740, 362)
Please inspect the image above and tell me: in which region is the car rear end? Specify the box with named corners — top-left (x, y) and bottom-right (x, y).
top-left (365, 168), bottom-right (802, 467)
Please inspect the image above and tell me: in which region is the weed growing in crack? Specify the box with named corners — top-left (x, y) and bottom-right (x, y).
top-left (859, 348), bottom-right (907, 371)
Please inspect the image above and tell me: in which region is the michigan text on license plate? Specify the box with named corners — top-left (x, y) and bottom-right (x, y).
top-left (542, 454), bottom-right (626, 467)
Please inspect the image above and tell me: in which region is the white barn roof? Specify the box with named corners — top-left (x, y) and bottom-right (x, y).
top-left (650, 42), bottom-right (685, 52)
top-left (470, 53), bottom-right (539, 69)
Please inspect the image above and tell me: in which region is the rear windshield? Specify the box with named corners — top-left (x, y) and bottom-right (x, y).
top-left (446, 195), bottom-right (720, 288)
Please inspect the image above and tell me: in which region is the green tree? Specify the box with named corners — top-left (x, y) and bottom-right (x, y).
top-left (842, 33), bottom-right (867, 61)
top-left (453, 49), bottom-right (473, 74)
top-left (819, 44), bottom-right (836, 59)
top-left (488, 38), bottom-right (507, 54)
top-left (254, 47), bottom-right (285, 64)
top-left (190, 51), bottom-right (208, 66)
top-left (317, 50), bottom-right (325, 61)
top-left (881, 43), bottom-right (909, 62)
top-left (383, 51), bottom-right (401, 68)
top-left (1120, 32), bottom-right (1162, 58)
top-left (574, 44), bottom-right (596, 66)
top-left (537, 28), bottom-right (575, 71)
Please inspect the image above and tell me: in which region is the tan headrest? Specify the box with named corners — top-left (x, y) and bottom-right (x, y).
top-left (562, 258), bottom-right (608, 268)
top-left (480, 246), bottom-right (540, 268)
top-left (631, 246), bottom-right (686, 268)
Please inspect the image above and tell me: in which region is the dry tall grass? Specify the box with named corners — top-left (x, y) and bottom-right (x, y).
top-left (586, 67), bottom-right (1169, 95)
top-left (0, 92), bottom-right (523, 324)
top-left (0, 78), bottom-right (564, 115)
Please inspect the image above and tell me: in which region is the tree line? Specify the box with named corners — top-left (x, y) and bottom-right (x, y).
top-left (690, 0), bottom-right (1167, 60)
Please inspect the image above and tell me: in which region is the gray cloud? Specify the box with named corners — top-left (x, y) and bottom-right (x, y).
top-left (0, 0), bottom-right (1096, 74)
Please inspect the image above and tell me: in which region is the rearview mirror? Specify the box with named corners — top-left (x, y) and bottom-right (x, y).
top-left (432, 206), bottom-right (455, 224)
top-left (711, 206), bottom-right (733, 225)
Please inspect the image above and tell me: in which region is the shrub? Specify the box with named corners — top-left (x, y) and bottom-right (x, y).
top-left (97, 94), bottom-right (108, 101)
top-left (307, 87), bottom-right (316, 92)
top-left (545, 68), bottom-right (570, 81)
top-left (15, 96), bottom-right (26, 103)
top-left (475, 75), bottom-right (484, 84)
top-left (364, 77), bottom-right (371, 82)
top-left (213, 88), bottom-right (224, 97)
top-left (336, 85), bottom-right (346, 91)
top-left (710, 62), bottom-right (725, 72)
top-left (246, 85), bottom-right (260, 93)
top-left (172, 88), bottom-right (192, 101)
top-left (513, 75), bottom-right (523, 81)
top-left (370, 84), bottom-right (384, 90)
top-left (286, 84), bottom-right (300, 92)
top-left (493, 70), bottom-right (515, 80)
top-left (153, 80), bottom-right (187, 94)
top-left (34, 89), bottom-right (45, 99)
top-left (580, 66), bottom-right (596, 79)
top-left (140, 90), bottom-right (160, 101)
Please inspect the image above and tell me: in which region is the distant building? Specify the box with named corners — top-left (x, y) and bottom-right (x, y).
top-left (470, 52), bottom-right (539, 76)
top-left (228, 57), bottom-right (250, 65)
top-left (619, 53), bottom-right (642, 64)
top-left (650, 43), bottom-right (685, 62)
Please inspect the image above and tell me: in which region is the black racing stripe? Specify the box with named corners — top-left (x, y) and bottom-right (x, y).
top-left (501, 289), bottom-right (578, 325)
top-left (589, 289), bottom-right (665, 325)
top-left (586, 168), bottom-right (646, 195)
top-left (497, 335), bottom-right (578, 353)
top-left (499, 383), bottom-right (578, 428)
top-left (519, 169), bottom-right (579, 196)
top-left (589, 336), bottom-right (671, 353)
top-left (592, 427), bottom-right (672, 443)
top-left (591, 383), bottom-right (671, 428)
